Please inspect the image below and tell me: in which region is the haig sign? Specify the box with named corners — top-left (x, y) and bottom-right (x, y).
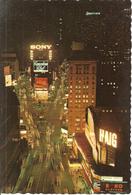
top-left (99, 129), bottom-right (117, 148)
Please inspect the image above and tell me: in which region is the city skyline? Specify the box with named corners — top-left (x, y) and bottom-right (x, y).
top-left (0, 0), bottom-right (131, 193)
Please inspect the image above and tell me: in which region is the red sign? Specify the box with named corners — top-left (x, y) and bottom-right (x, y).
top-left (34, 77), bottom-right (48, 89)
top-left (101, 182), bottom-right (128, 193)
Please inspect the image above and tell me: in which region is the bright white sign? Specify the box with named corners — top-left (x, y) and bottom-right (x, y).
top-left (30, 44), bottom-right (52, 50)
top-left (5, 75), bottom-right (12, 86)
top-left (99, 129), bottom-right (117, 148)
top-left (33, 60), bottom-right (48, 73)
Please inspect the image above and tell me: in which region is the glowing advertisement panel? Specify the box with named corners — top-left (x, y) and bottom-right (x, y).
top-left (99, 129), bottom-right (117, 148)
top-left (5, 75), bottom-right (12, 86)
top-left (34, 77), bottom-right (48, 89)
top-left (85, 108), bottom-right (98, 162)
top-left (35, 90), bottom-right (48, 101)
top-left (100, 181), bottom-right (128, 193)
top-left (33, 60), bottom-right (48, 73)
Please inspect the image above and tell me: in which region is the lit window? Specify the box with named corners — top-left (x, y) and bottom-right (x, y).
top-left (86, 85), bottom-right (89, 88)
top-left (92, 100), bottom-right (94, 103)
top-left (83, 100), bottom-right (85, 103)
top-left (113, 92), bottom-right (116, 95)
top-left (70, 85), bottom-right (72, 89)
top-left (83, 95), bottom-right (85, 98)
top-left (76, 118), bottom-right (80, 122)
top-left (86, 100), bottom-right (88, 103)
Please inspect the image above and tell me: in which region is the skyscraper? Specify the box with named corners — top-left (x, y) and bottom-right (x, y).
top-left (68, 54), bottom-right (96, 133)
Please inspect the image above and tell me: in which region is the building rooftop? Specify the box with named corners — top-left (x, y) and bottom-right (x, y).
top-left (67, 50), bottom-right (97, 61)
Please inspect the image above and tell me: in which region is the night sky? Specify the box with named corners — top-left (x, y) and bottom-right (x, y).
top-left (0, 0), bottom-right (130, 64)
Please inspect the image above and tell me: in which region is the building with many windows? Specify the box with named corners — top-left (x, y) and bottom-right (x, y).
top-left (67, 53), bottom-right (96, 133)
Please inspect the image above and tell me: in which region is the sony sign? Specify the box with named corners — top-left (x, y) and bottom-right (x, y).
top-left (30, 44), bottom-right (52, 50)
top-left (99, 129), bottom-right (117, 148)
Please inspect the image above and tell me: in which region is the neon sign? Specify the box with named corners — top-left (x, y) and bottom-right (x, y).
top-left (30, 44), bottom-right (52, 50)
top-left (99, 129), bottom-right (117, 148)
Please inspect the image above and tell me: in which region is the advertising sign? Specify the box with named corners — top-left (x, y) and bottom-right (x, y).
top-left (34, 77), bottom-right (48, 89)
top-left (33, 60), bottom-right (48, 73)
top-left (5, 75), bottom-right (12, 86)
top-left (30, 44), bottom-right (52, 50)
top-left (35, 90), bottom-right (48, 101)
top-left (99, 129), bottom-right (117, 148)
top-left (30, 44), bottom-right (52, 60)
top-left (100, 181), bottom-right (128, 193)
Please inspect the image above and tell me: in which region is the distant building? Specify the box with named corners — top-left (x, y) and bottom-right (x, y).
top-left (0, 64), bottom-right (4, 86)
top-left (0, 52), bottom-right (20, 80)
top-left (67, 52), bottom-right (96, 133)
top-left (73, 106), bottom-right (130, 193)
top-left (96, 46), bottom-right (130, 107)
top-left (0, 52), bottom-right (20, 87)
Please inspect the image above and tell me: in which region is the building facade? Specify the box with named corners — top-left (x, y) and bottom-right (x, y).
top-left (68, 59), bottom-right (96, 133)
top-left (73, 106), bottom-right (130, 193)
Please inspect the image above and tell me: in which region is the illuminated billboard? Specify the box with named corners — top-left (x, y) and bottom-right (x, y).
top-left (30, 44), bottom-right (52, 60)
top-left (85, 108), bottom-right (98, 162)
top-left (100, 181), bottom-right (128, 193)
top-left (35, 90), bottom-right (48, 101)
top-left (34, 77), bottom-right (48, 89)
top-left (5, 75), bottom-right (12, 86)
top-left (33, 60), bottom-right (48, 73)
top-left (99, 129), bottom-right (117, 148)
top-left (30, 44), bottom-right (52, 50)
top-left (85, 107), bottom-right (118, 166)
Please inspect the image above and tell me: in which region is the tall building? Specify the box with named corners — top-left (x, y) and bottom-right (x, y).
top-left (0, 52), bottom-right (20, 80)
top-left (68, 53), bottom-right (96, 133)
